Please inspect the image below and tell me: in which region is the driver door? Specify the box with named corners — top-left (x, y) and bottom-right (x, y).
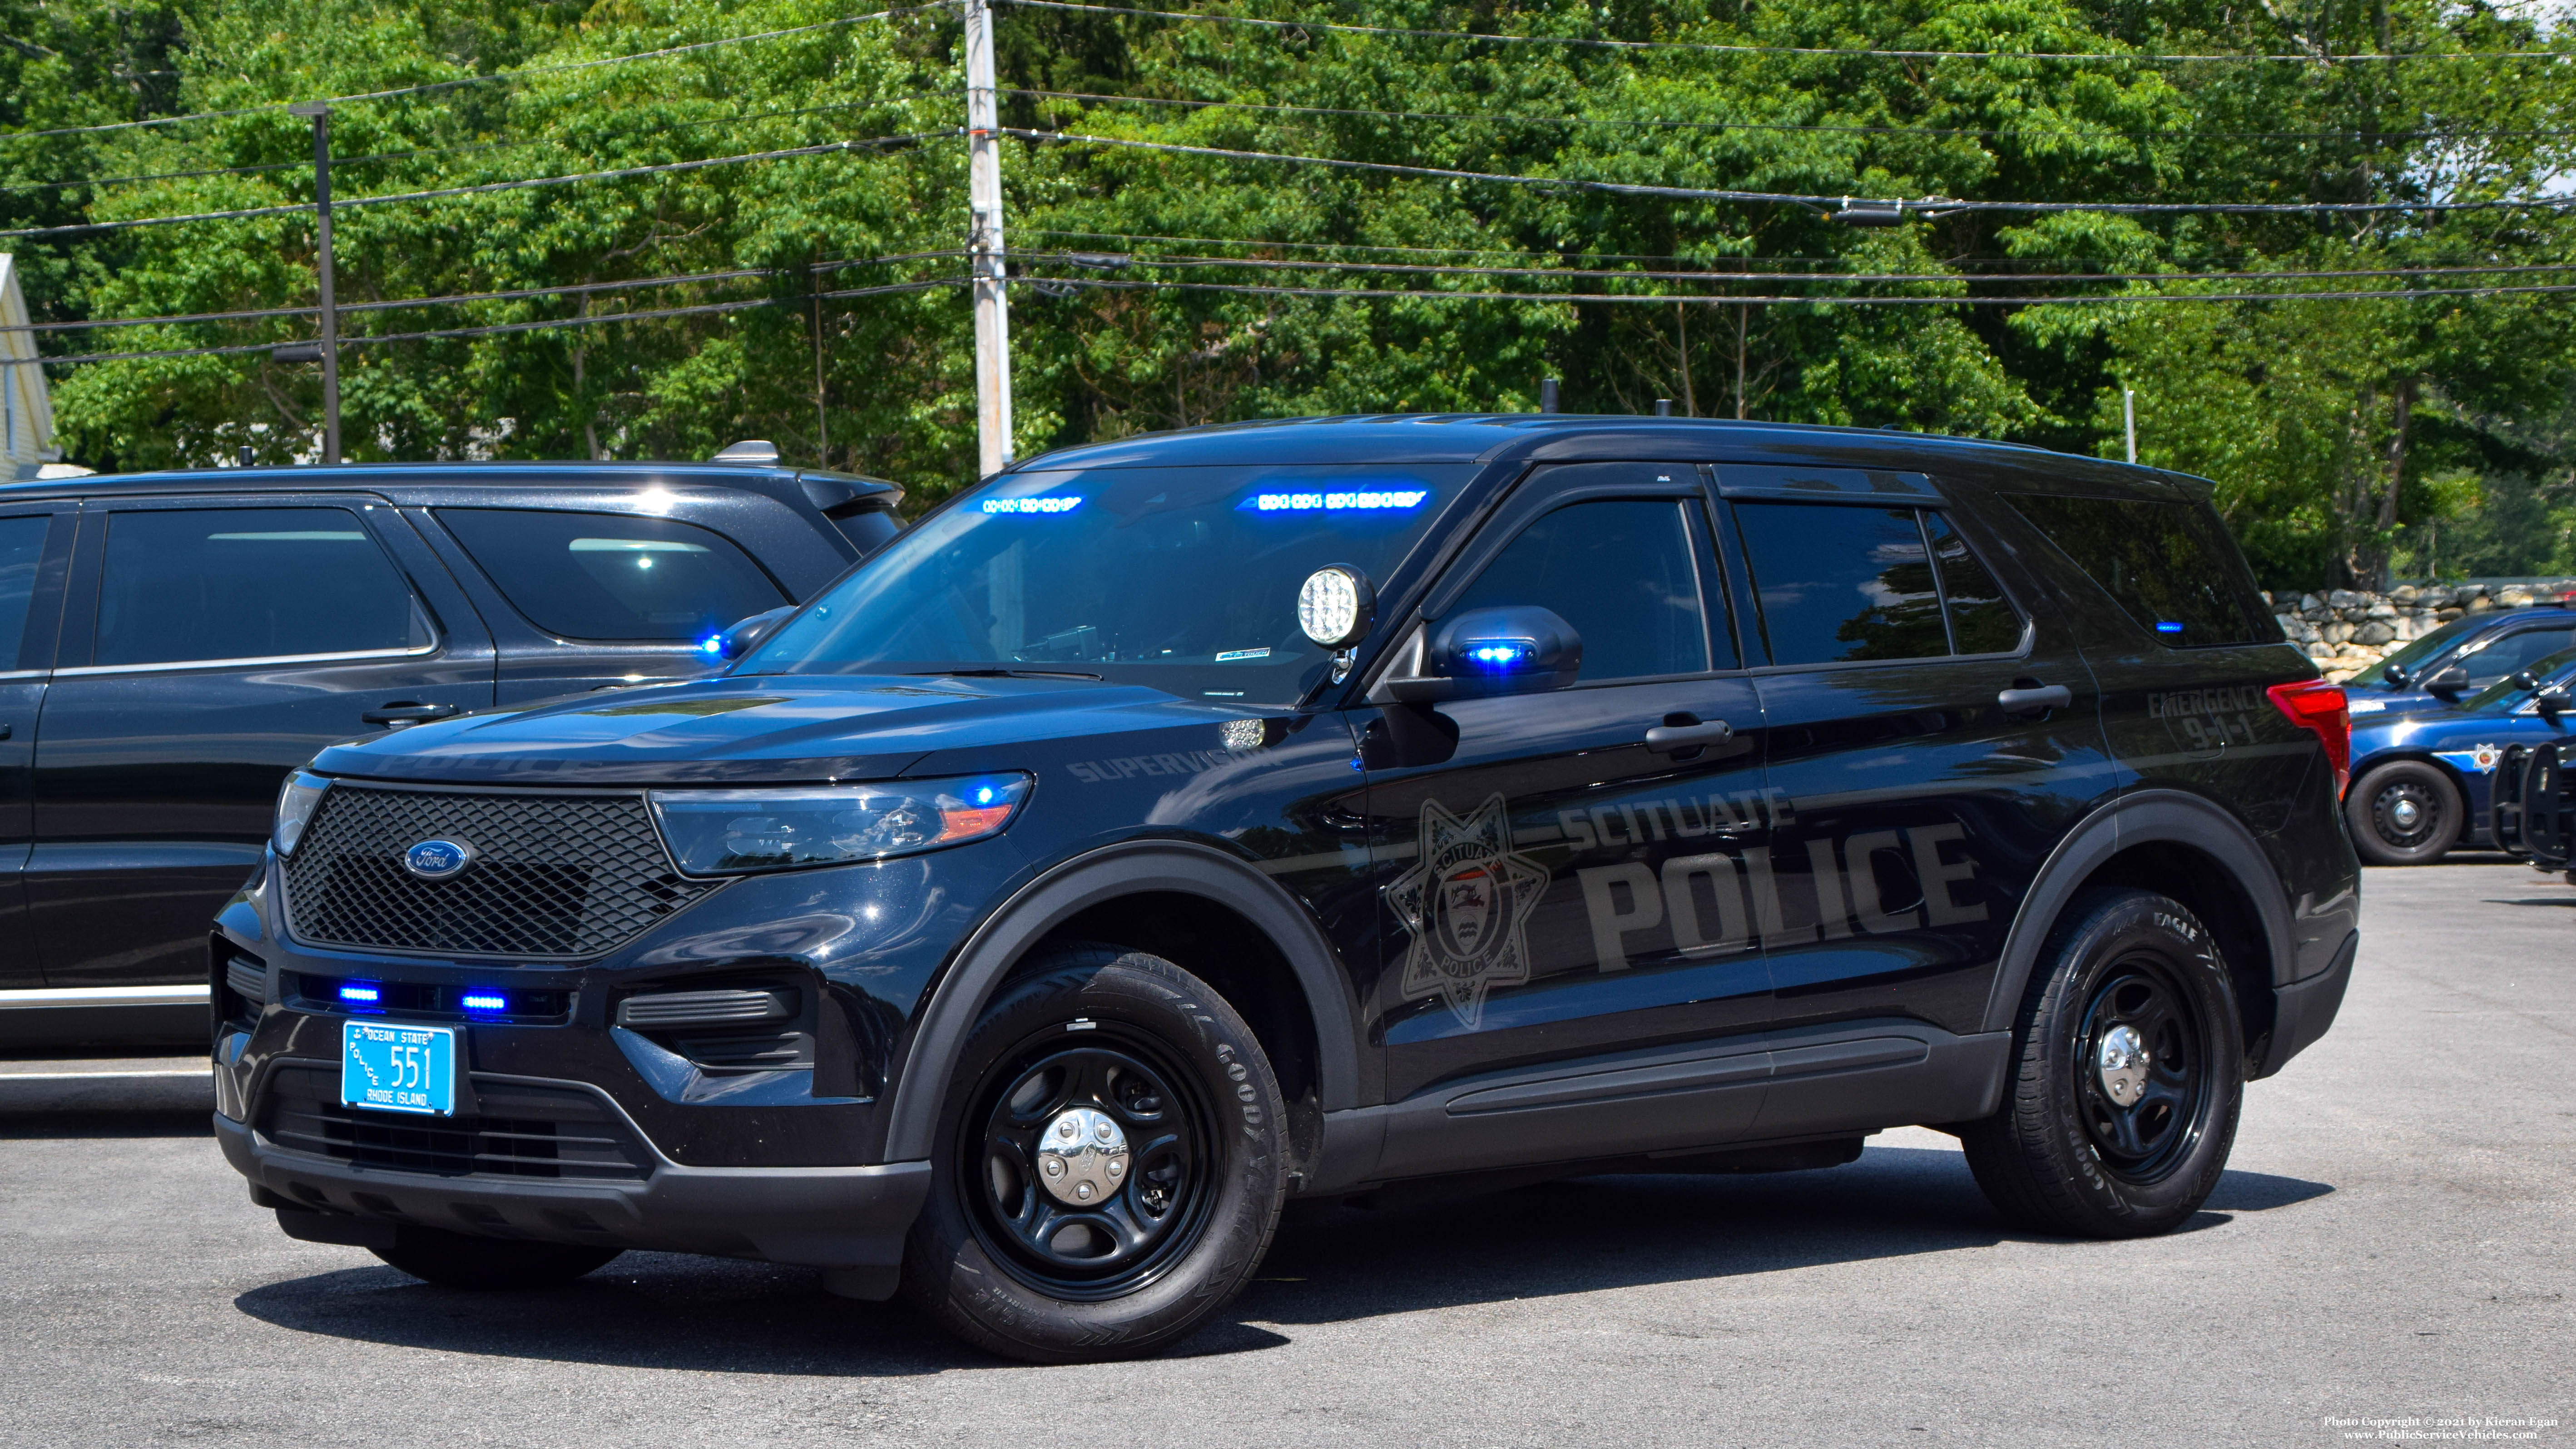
top-left (1355, 463), bottom-right (1775, 1175)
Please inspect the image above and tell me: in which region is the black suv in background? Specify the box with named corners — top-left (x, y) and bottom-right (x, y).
top-left (214, 416), bottom-right (2356, 1363)
top-left (0, 445), bottom-right (898, 1044)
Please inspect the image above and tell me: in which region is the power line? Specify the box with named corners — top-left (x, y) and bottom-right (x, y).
top-left (1001, 0), bottom-right (2575, 64)
top-left (0, 132), bottom-right (950, 241)
top-left (0, 250), bottom-right (969, 334)
top-left (1021, 250), bottom-right (2576, 285)
top-left (1007, 127), bottom-right (2576, 215)
top-left (1009, 86), bottom-right (2576, 143)
top-left (0, 92), bottom-right (954, 197)
top-left (0, 3), bottom-right (957, 144)
top-left (3, 277), bottom-right (969, 366)
top-left (1029, 275), bottom-right (2576, 305)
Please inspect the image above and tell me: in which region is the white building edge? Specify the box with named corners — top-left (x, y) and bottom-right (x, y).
top-left (1, 253), bottom-right (69, 481)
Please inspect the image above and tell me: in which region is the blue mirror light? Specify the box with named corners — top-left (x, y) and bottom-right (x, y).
top-left (1463, 640), bottom-right (1539, 671)
top-left (338, 982), bottom-right (381, 1004)
top-left (697, 633), bottom-right (725, 655)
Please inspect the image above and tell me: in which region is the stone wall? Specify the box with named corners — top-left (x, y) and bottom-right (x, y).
top-left (2264, 583), bottom-right (2576, 682)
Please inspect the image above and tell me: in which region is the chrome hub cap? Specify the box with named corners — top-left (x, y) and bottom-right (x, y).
top-left (2389, 797), bottom-right (2421, 830)
top-left (2096, 1024), bottom-right (2152, 1106)
top-left (1035, 1106), bottom-right (1130, 1205)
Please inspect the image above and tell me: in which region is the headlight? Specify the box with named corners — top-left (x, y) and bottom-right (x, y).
top-left (648, 773), bottom-right (1032, 876)
top-left (273, 772), bottom-right (330, 856)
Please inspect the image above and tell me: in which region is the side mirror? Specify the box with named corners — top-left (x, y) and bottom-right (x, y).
top-left (2424, 666), bottom-right (2470, 696)
top-left (2381, 662), bottom-right (2412, 687)
top-left (2508, 669), bottom-right (2542, 692)
top-left (2539, 689), bottom-right (2572, 720)
top-left (714, 605), bottom-right (796, 662)
top-left (1368, 605), bottom-right (1582, 703)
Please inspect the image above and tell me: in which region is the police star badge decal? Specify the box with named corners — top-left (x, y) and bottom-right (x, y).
top-left (1388, 794), bottom-right (1550, 1030)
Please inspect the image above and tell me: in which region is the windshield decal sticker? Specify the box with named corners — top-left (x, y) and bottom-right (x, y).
top-left (1389, 795), bottom-right (1549, 1030)
top-left (1214, 647), bottom-right (1272, 662)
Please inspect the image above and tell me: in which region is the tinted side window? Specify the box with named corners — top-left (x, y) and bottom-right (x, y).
top-left (438, 509), bottom-right (788, 643)
top-left (1925, 512), bottom-right (2026, 654)
top-left (2004, 493), bottom-right (2275, 646)
top-left (1734, 503), bottom-right (1948, 665)
top-left (0, 514), bottom-right (50, 669)
top-left (2457, 626), bottom-right (2576, 690)
top-left (1448, 499), bottom-right (1714, 680)
top-left (94, 508), bottom-right (430, 668)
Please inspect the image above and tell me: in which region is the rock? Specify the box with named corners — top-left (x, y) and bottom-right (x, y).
top-left (2458, 583), bottom-right (2490, 598)
top-left (2323, 621), bottom-right (2354, 644)
top-left (2365, 601), bottom-right (2397, 619)
top-left (2328, 589), bottom-right (2363, 609)
top-left (2305, 641), bottom-right (2335, 659)
top-left (2467, 595), bottom-right (2495, 612)
top-left (2418, 586), bottom-right (2455, 608)
top-left (2437, 607), bottom-right (2464, 621)
top-left (2500, 586), bottom-right (2534, 607)
top-left (2392, 585), bottom-right (2420, 603)
top-left (2355, 621), bottom-right (2396, 646)
top-left (2299, 593), bottom-right (2326, 614)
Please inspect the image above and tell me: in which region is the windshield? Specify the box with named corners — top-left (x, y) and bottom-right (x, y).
top-left (740, 463), bottom-right (1476, 704)
top-left (2370, 614), bottom-right (2481, 687)
top-left (2461, 644), bottom-right (2576, 711)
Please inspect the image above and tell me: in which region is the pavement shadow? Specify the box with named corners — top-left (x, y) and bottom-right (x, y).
top-left (0, 1108), bottom-right (213, 1139)
top-left (229, 1142), bottom-right (2333, 1371)
top-left (2483, 895), bottom-right (2576, 908)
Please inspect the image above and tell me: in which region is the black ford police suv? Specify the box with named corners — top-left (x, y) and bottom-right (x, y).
top-left (213, 416), bottom-right (2358, 1363)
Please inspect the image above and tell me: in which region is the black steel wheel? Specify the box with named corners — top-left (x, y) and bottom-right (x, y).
top-left (901, 946), bottom-right (1287, 1363)
top-left (1962, 888), bottom-right (2243, 1238)
top-left (2070, 959), bottom-right (2210, 1185)
top-left (965, 1032), bottom-right (1216, 1300)
top-left (2346, 760), bottom-right (2463, 865)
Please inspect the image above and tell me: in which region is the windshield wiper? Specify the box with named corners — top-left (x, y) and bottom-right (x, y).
top-left (908, 668), bottom-right (1105, 681)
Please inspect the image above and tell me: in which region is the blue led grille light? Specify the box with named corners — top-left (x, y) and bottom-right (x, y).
top-left (1240, 489), bottom-right (1430, 514)
top-left (981, 496), bottom-right (1082, 515)
top-left (337, 982), bottom-right (381, 1004)
top-left (460, 991), bottom-right (509, 1012)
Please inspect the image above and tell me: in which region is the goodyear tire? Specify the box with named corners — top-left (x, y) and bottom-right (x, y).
top-left (2345, 759), bottom-right (2463, 865)
top-left (901, 947), bottom-right (1286, 1363)
top-left (372, 1226), bottom-right (620, 1289)
top-left (1961, 888), bottom-right (2243, 1238)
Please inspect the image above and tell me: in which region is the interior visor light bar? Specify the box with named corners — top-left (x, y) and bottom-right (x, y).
top-left (1242, 489), bottom-right (1429, 513)
top-left (981, 496), bottom-right (1082, 514)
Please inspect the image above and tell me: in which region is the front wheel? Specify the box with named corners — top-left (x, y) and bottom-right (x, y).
top-left (900, 947), bottom-right (1287, 1363)
top-left (1961, 888), bottom-right (2243, 1238)
top-left (2346, 759), bottom-right (2463, 865)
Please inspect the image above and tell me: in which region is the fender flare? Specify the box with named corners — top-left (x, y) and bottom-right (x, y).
top-left (1980, 788), bottom-right (2297, 1035)
top-left (879, 839), bottom-right (1365, 1162)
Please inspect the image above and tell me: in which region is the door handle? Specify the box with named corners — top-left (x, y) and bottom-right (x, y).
top-left (1645, 717), bottom-right (1734, 753)
top-left (362, 702), bottom-right (464, 728)
top-left (1996, 684), bottom-right (2074, 717)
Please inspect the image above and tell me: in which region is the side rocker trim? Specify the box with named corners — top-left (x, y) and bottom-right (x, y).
top-left (1982, 787), bottom-right (2297, 1039)
top-left (879, 838), bottom-right (1366, 1164)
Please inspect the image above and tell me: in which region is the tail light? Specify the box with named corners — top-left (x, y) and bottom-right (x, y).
top-left (2268, 679), bottom-right (2350, 793)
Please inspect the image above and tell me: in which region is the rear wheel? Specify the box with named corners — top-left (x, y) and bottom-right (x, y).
top-left (900, 947), bottom-right (1287, 1363)
top-left (1961, 888), bottom-right (2243, 1238)
top-left (371, 1226), bottom-right (620, 1289)
top-left (2346, 759), bottom-right (2463, 865)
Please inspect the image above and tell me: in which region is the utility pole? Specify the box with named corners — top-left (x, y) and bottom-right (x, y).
top-left (2123, 388), bottom-right (2137, 465)
top-left (288, 100), bottom-right (341, 464)
top-left (963, 0), bottom-right (1014, 476)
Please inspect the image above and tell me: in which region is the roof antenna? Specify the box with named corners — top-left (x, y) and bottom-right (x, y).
top-left (237, 445), bottom-right (253, 467)
top-left (1539, 379), bottom-right (1560, 414)
top-left (1654, 399), bottom-right (1673, 417)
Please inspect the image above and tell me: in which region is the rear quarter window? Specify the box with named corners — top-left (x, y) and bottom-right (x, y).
top-left (437, 509), bottom-right (789, 644)
top-left (2003, 493), bottom-right (2279, 647)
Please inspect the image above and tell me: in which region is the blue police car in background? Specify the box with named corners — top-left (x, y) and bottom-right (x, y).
top-left (2343, 607), bottom-right (2576, 723)
top-left (2344, 644), bottom-right (2576, 864)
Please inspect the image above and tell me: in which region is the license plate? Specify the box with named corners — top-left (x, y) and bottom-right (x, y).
top-left (340, 1020), bottom-right (456, 1117)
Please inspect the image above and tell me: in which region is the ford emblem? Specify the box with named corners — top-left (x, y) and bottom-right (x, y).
top-left (402, 839), bottom-right (473, 881)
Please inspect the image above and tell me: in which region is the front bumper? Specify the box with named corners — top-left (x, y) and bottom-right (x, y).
top-left (216, 1101), bottom-right (929, 1296)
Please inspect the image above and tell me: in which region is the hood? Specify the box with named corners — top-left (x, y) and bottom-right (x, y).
top-left (308, 673), bottom-right (1255, 785)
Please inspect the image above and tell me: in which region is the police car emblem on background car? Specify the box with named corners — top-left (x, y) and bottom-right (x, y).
top-left (402, 839), bottom-right (473, 880)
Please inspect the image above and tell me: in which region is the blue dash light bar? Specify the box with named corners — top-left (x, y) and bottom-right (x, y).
top-left (337, 982), bottom-right (381, 1004)
top-left (1241, 489), bottom-right (1429, 514)
top-left (460, 991), bottom-right (509, 1013)
top-left (981, 496), bottom-right (1082, 515)
top-left (2155, 622), bottom-right (2185, 635)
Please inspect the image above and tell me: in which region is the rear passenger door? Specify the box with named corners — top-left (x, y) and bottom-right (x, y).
top-left (1718, 468), bottom-right (2113, 1088)
top-left (28, 498), bottom-right (494, 989)
top-left (0, 504), bottom-right (71, 991)
top-left (428, 508), bottom-right (796, 705)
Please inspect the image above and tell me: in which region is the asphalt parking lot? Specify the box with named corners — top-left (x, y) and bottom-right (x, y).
top-left (3, 860), bottom-right (2569, 1448)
